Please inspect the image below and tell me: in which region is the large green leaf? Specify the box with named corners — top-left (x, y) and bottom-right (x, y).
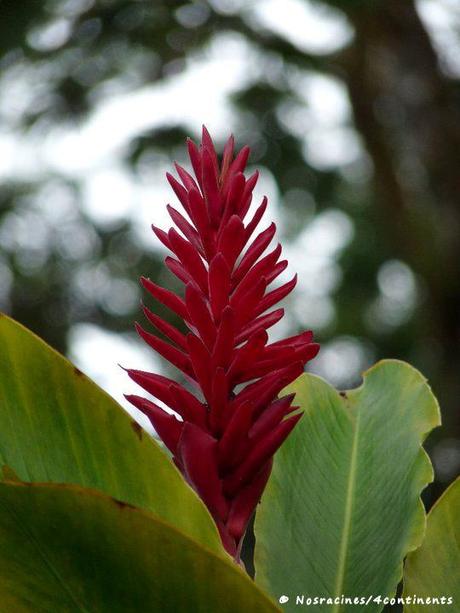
top-left (0, 314), bottom-right (221, 553)
top-left (0, 480), bottom-right (279, 612)
top-left (403, 476), bottom-right (460, 612)
top-left (254, 360), bottom-right (440, 612)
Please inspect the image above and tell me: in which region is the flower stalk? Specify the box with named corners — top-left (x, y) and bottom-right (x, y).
top-left (125, 127), bottom-right (319, 562)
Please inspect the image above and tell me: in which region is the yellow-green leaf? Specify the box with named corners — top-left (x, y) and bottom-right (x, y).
top-left (403, 476), bottom-right (460, 612)
top-left (0, 481), bottom-right (280, 612)
top-left (0, 314), bottom-right (221, 554)
top-left (254, 360), bottom-right (440, 613)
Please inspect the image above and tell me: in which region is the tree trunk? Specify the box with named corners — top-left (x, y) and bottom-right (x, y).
top-left (335, 0), bottom-right (460, 472)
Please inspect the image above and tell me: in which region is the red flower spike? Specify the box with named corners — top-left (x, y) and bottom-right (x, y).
top-left (211, 306), bottom-right (235, 370)
top-left (142, 304), bottom-right (188, 350)
top-left (124, 394), bottom-right (183, 455)
top-left (244, 196), bottom-right (268, 243)
top-left (168, 383), bottom-right (208, 428)
top-left (134, 323), bottom-right (193, 377)
top-left (218, 400), bottom-right (255, 470)
top-left (233, 222), bottom-right (277, 285)
top-left (235, 308), bottom-right (284, 344)
top-left (226, 459), bottom-right (272, 540)
top-left (174, 162), bottom-right (199, 193)
top-left (249, 394), bottom-right (297, 441)
top-left (166, 204), bottom-right (204, 256)
top-left (164, 256), bottom-right (194, 287)
top-left (185, 283), bottom-right (216, 350)
top-left (187, 138), bottom-right (202, 185)
top-left (126, 127), bottom-right (319, 562)
top-left (208, 254), bottom-right (231, 321)
top-left (140, 277), bottom-right (188, 321)
top-left (220, 134), bottom-right (234, 184)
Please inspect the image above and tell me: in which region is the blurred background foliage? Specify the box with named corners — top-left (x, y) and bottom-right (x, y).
top-left (1, 0), bottom-right (459, 525)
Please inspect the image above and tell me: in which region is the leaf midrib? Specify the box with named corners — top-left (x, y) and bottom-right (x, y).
top-left (332, 405), bottom-right (361, 613)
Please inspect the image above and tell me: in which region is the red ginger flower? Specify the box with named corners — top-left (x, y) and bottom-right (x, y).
top-left (125, 127), bottom-right (319, 562)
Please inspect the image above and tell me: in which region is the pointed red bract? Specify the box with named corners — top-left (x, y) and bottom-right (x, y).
top-left (126, 127), bottom-right (319, 561)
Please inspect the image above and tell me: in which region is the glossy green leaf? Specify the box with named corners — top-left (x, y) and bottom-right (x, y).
top-left (254, 360), bottom-right (440, 612)
top-left (0, 314), bottom-right (221, 553)
top-left (0, 480), bottom-right (279, 612)
top-left (403, 476), bottom-right (460, 612)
